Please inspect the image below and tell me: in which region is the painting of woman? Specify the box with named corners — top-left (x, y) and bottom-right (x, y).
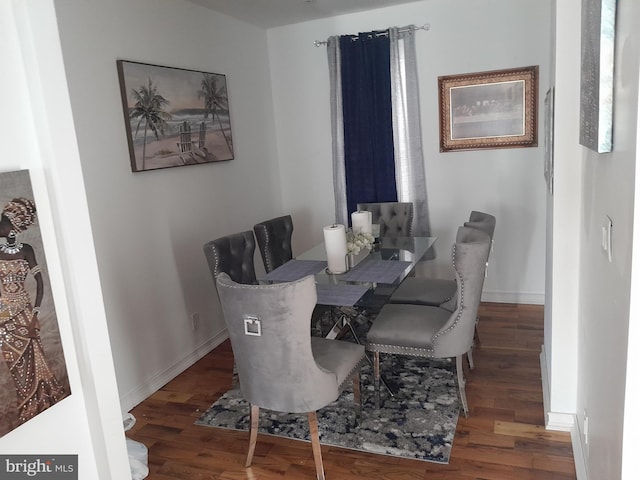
top-left (0, 197), bottom-right (67, 425)
top-left (0, 170), bottom-right (71, 437)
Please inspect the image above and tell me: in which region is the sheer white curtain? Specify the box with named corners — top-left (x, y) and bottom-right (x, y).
top-left (389, 27), bottom-right (431, 237)
top-left (327, 36), bottom-right (348, 226)
top-left (327, 26), bottom-right (430, 236)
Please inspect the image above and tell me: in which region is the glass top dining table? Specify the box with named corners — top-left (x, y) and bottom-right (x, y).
top-left (261, 236), bottom-right (436, 309)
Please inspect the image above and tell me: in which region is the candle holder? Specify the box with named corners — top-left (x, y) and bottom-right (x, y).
top-left (347, 248), bottom-right (370, 269)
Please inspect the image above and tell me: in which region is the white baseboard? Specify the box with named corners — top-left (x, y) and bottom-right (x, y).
top-left (540, 346), bottom-right (589, 480)
top-left (482, 290), bottom-right (545, 305)
top-left (119, 329), bottom-right (229, 412)
top-left (570, 419), bottom-right (589, 480)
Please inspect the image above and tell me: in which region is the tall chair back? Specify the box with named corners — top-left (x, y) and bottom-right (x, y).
top-left (203, 230), bottom-right (258, 285)
top-left (431, 226), bottom-right (491, 358)
top-left (253, 215), bottom-right (294, 273)
top-left (216, 273), bottom-right (365, 479)
top-left (217, 274), bottom-right (343, 411)
top-left (365, 226), bottom-right (491, 415)
top-left (356, 202), bottom-right (413, 237)
top-left (465, 211), bottom-right (496, 246)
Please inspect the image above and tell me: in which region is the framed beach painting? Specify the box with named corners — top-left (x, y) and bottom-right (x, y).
top-left (117, 60), bottom-right (235, 172)
top-left (438, 66), bottom-right (538, 152)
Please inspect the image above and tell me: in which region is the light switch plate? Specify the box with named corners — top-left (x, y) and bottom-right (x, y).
top-left (602, 215), bottom-right (613, 262)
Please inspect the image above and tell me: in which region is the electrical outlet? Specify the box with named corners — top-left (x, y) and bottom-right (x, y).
top-left (191, 312), bottom-right (200, 331)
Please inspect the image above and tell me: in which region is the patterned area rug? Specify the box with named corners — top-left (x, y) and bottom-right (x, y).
top-left (195, 355), bottom-right (459, 464)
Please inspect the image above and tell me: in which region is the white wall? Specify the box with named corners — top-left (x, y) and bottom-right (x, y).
top-left (53, 0), bottom-right (284, 410)
top-left (622, 62), bottom-right (640, 480)
top-left (268, 0), bottom-right (551, 304)
top-left (575, 0), bottom-right (639, 478)
top-left (545, 0), bottom-right (582, 425)
top-left (0, 1), bottom-right (129, 478)
top-left (551, 0), bottom-right (640, 479)
top-left (543, 0), bottom-right (557, 425)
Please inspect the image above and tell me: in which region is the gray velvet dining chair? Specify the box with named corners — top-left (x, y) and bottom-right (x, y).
top-left (215, 273), bottom-right (366, 480)
top-left (365, 226), bottom-right (491, 417)
top-left (465, 211), bottom-right (496, 258)
top-left (356, 202), bottom-right (413, 238)
top-left (253, 214), bottom-right (294, 273)
top-left (203, 230), bottom-right (258, 286)
top-left (388, 211), bottom-right (496, 369)
top-left (203, 230), bottom-right (259, 389)
top-left (389, 211), bottom-right (495, 307)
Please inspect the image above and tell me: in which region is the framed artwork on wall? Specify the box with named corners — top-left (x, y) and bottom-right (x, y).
top-left (579, 0), bottom-right (616, 153)
top-left (544, 87), bottom-right (555, 194)
top-left (438, 65), bottom-right (539, 152)
top-left (117, 60), bottom-right (235, 172)
top-left (0, 169), bottom-right (71, 437)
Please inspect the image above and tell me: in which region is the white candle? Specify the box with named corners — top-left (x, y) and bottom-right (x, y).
top-left (351, 210), bottom-right (372, 234)
top-left (323, 224), bottom-right (348, 274)
top-left (364, 210), bottom-right (372, 234)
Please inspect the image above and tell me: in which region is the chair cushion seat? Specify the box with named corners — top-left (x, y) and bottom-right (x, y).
top-left (366, 304), bottom-right (451, 356)
top-left (311, 337), bottom-right (365, 389)
top-left (389, 277), bottom-right (456, 306)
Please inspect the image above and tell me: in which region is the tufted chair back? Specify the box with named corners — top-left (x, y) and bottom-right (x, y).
top-left (357, 202), bottom-right (413, 237)
top-left (203, 231), bottom-right (258, 286)
top-left (464, 210), bottom-right (496, 278)
top-left (216, 273), bottom-right (346, 412)
top-left (365, 226), bottom-right (490, 415)
top-left (431, 226), bottom-right (491, 358)
top-left (465, 211), bottom-right (496, 243)
top-left (253, 215), bottom-right (294, 273)
top-left (216, 272), bottom-right (365, 479)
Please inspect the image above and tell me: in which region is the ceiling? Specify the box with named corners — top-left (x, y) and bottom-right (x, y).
top-left (187, 0), bottom-right (421, 29)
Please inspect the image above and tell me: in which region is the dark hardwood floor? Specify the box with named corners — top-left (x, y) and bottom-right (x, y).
top-left (127, 303), bottom-right (576, 479)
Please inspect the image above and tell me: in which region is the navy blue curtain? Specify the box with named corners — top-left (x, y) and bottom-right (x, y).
top-left (340, 32), bottom-right (397, 221)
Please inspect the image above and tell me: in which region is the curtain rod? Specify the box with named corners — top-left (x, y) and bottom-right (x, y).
top-left (313, 23), bottom-right (430, 47)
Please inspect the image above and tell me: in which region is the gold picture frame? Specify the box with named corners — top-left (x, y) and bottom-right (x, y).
top-left (438, 65), bottom-right (539, 152)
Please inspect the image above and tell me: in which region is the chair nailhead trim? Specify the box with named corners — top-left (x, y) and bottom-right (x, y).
top-left (338, 358), bottom-right (366, 391)
top-left (432, 244), bottom-right (464, 343)
top-left (366, 343), bottom-right (434, 356)
top-left (366, 243), bottom-right (465, 355)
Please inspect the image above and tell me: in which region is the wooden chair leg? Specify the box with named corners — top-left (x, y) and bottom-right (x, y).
top-left (468, 319), bottom-right (480, 369)
top-left (245, 404), bottom-right (259, 467)
top-left (352, 373), bottom-right (361, 420)
top-left (373, 351), bottom-right (381, 409)
top-left (308, 412), bottom-right (325, 480)
top-left (232, 361), bottom-right (240, 389)
top-left (455, 355), bottom-right (469, 417)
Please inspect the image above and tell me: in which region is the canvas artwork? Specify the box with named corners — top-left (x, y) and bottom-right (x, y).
top-left (579, 0), bottom-right (616, 153)
top-left (544, 87), bottom-right (555, 194)
top-left (0, 170), bottom-right (71, 437)
top-left (117, 60), bottom-right (235, 172)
